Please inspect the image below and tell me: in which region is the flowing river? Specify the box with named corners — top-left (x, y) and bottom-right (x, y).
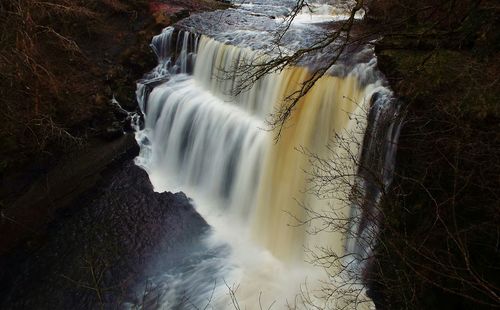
top-left (134, 1), bottom-right (402, 309)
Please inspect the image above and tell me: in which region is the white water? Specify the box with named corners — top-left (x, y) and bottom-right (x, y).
top-left (134, 3), bottom-right (401, 309)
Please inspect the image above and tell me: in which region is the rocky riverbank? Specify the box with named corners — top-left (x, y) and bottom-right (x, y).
top-left (0, 155), bottom-right (210, 309)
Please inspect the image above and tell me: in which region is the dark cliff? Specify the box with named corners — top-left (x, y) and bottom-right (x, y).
top-left (367, 1), bottom-right (500, 309)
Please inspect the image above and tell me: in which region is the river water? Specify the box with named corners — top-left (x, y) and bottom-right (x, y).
top-left (134, 1), bottom-right (402, 309)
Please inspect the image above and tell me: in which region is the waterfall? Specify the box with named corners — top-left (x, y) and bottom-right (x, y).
top-left (134, 5), bottom-right (401, 308)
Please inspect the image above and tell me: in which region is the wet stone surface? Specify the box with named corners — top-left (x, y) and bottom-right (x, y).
top-left (174, 3), bottom-right (379, 82)
top-left (0, 160), bottom-right (211, 309)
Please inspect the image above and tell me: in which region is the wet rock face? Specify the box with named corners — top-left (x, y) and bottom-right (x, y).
top-left (0, 161), bottom-right (209, 310)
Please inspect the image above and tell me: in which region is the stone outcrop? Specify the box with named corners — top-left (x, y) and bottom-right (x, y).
top-left (0, 159), bottom-right (209, 309)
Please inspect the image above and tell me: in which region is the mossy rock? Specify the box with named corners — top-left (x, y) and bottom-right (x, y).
top-left (378, 48), bottom-right (499, 119)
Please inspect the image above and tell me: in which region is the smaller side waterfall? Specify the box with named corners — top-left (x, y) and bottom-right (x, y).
top-left (346, 90), bottom-right (404, 264)
top-left (150, 27), bottom-right (199, 75)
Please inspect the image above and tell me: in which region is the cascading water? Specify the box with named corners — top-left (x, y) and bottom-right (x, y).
top-left (134, 2), bottom-right (402, 309)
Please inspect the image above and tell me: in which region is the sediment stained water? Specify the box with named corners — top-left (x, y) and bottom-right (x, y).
top-left (135, 1), bottom-right (402, 309)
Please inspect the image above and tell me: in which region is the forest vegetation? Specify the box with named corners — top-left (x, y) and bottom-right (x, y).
top-left (369, 1), bottom-right (499, 308)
